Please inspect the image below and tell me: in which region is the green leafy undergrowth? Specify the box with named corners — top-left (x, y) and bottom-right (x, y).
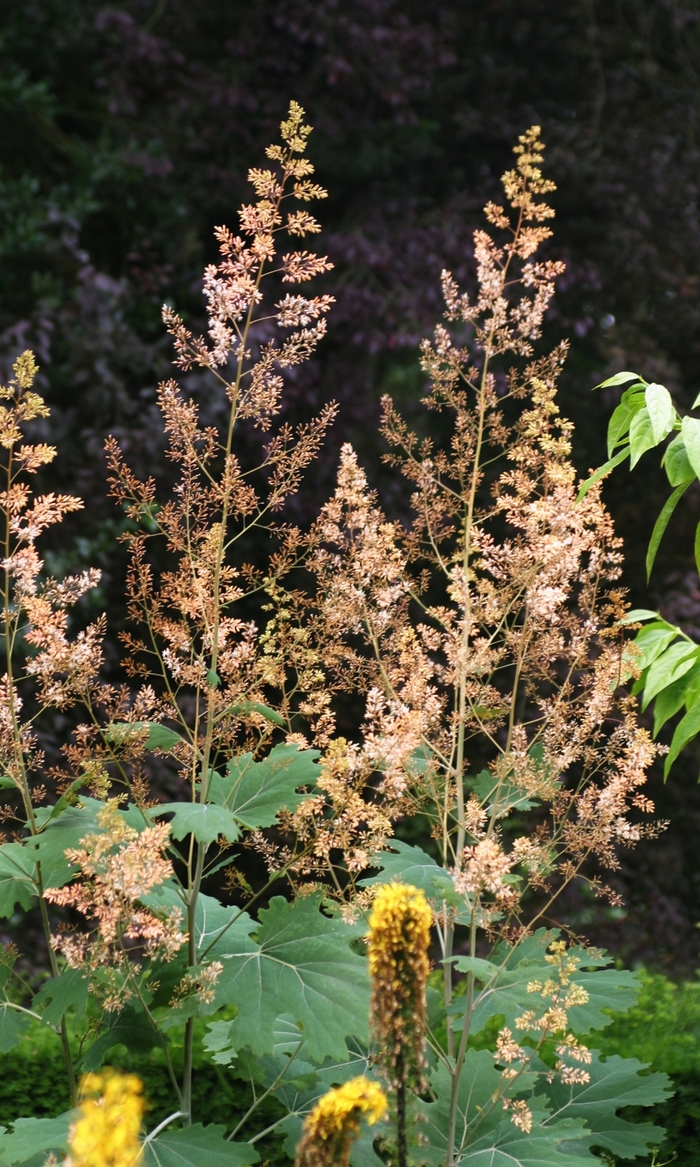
top-left (594, 971), bottom-right (700, 1166)
top-left (0, 1018), bottom-right (288, 1166)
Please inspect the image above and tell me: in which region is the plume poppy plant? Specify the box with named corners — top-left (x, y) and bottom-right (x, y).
top-left (0, 112), bottom-right (672, 1167)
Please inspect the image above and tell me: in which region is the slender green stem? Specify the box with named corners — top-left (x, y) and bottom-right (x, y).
top-left (396, 1056), bottom-right (408, 1167)
top-left (227, 1039), bottom-right (305, 1141)
top-left (445, 901), bottom-right (478, 1166)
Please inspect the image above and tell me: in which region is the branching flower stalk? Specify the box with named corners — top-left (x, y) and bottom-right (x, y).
top-left (310, 128), bottom-right (662, 1167)
top-left (104, 102), bottom-right (336, 1122)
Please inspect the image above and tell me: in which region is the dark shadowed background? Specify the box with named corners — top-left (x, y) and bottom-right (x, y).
top-left (1, 0), bottom-right (700, 973)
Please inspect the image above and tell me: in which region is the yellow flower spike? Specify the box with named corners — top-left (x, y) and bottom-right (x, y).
top-left (69, 1069), bottom-right (144, 1167)
top-left (295, 1077), bottom-right (387, 1167)
top-left (367, 882), bottom-right (431, 1091)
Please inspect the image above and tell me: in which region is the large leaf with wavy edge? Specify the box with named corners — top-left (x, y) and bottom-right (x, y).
top-left (0, 1007), bottom-right (30, 1053)
top-left (208, 745), bottom-right (319, 828)
top-left (0, 1113), bottom-right (74, 1165)
top-left (452, 930), bottom-right (638, 1036)
top-left (202, 893), bottom-right (369, 1062)
top-left (81, 1005), bottom-right (161, 1070)
top-left (32, 967), bottom-right (89, 1027)
top-left (360, 840), bottom-right (460, 904)
top-left (146, 802), bottom-right (241, 845)
top-left (145, 883), bottom-right (250, 964)
top-left (541, 1050), bottom-right (671, 1159)
top-left (231, 1021), bottom-right (385, 1167)
top-left (144, 1124), bottom-right (258, 1167)
top-left (0, 844), bottom-right (37, 917)
top-left (419, 1056), bottom-right (590, 1166)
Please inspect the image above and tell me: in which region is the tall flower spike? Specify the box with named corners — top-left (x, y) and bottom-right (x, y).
top-left (68, 1070), bottom-right (144, 1167)
top-left (295, 1077), bottom-right (387, 1167)
top-left (367, 882), bottom-right (431, 1091)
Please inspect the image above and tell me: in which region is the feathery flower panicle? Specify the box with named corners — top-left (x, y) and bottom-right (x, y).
top-left (295, 1077), bottom-right (386, 1167)
top-left (311, 124), bottom-right (660, 929)
top-left (68, 1070), bottom-right (144, 1167)
top-left (367, 883), bottom-right (431, 1090)
top-left (44, 800), bottom-right (186, 1009)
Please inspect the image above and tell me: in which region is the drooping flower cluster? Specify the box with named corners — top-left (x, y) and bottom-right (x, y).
top-left (367, 883), bottom-right (431, 1091)
top-left (295, 1077), bottom-right (387, 1167)
top-left (67, 1070), bottom-right (144, 1167)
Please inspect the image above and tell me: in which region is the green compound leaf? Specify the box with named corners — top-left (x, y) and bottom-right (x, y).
top-left (641, 641), bottom-right (700, 709)
top-left (419, 1056), bottom-right (588, 1166)
top-left (617, 608), bottom-right (660, 625)
top-left (577, 446), bottom-right (629, 502)
top-left (651, 668), bottom-right (698, 736)
top-left (645, 481), bottom-right (692, 581)
top-left (204, 893), bottom-right (370, 1063)
top-left (0, 844), bottom-right (37, 917)
top-left (541, 1050), bottom-right (671, 1159)
top-left (208, 744), bottom-right (319, 829)
top-left (606, 395), bottom-right (643, 457)
top-left (594, 371), bottom-right (644, 389)
top-left (644, 382), bottom-right (676, 443)
top-left (144, 1124), bottom-right (258, 1167)
top-left (662, 433), bottom-right (694, 485)
top-left (147, 803), bottom-right (241, 845)
top-left (682, 414), bottom-right (700, 480)
top-left (0, 1007), bottom-right (31, 1053)
top-left (0, 1113), bottom-right (73, 1165)
top-left (665, 695), bottom-right (700, 778)
top-left (629, 406), bottom-right (657, 467)
top-left (633, 621), bottom-right (683, 669)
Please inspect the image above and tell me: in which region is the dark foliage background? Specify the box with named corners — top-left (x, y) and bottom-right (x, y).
top-left (1, 0), bottom-right (700, 973)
